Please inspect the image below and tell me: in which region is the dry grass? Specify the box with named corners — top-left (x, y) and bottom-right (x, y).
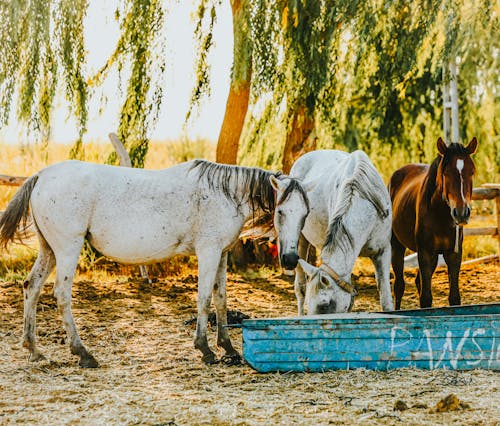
top-left (0, 260), bottom-right (499, 425)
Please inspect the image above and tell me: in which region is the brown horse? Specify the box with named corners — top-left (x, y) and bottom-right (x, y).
top-left (389, 137), bottom-right (478, 309)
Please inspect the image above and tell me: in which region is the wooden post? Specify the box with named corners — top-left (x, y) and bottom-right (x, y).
top-left (481, 184), bottom-right (500, 260)
top-left (496, 191), bottom-right (500, 259)
top-left (443, 59), bottom-right (460, 145)
top-left (0, 174), bottom-right (27, 186)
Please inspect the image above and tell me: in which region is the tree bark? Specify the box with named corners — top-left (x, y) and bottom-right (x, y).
top-left (216, 0), bottom-right (252, 165)
top-left (216, 82), bottom-right (251, 164)
top-left (282, 105), bottom-right (317, 173)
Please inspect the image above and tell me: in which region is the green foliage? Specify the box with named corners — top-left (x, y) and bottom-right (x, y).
top-left (107, 0), bottom-right (166, 168)
top-left (186, 0), bottom-right (218, 123)
top-left (1, 0), bottom-right (498, 182)
top-left (234, 0), bottom-right (499, 185)
top-left (0, 0), bottom-right (87, 141)
top-left (57, 0), bottom-right (88, 158)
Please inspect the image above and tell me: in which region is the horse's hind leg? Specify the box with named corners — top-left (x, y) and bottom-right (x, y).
top-left (53, 240), bottom-right (98, 368)
top-left (391, 234), bottom-right (406, 310)
top-left (443, 250), bottom-right (462, 306)
top-left (212, 252), bottom-right (240, 365)
top-left (372, 245), bottom-right (394, 311)
top-left (23, 236), bottom-right (56, 361)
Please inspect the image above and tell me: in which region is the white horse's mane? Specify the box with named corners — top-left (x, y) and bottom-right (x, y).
top-left (324, 155), bottom-right (390, 255)
top-left (192, 160), bottom-right (309, 215)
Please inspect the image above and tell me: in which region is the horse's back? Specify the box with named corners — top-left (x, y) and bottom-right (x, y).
top-left (291, 149), bottom-right (390, 252)
top-left (290, 150), bottom-right (350, 181)
top-left (29, 160), bottom-right (217, 263)
top-left (389, 164), bottom-right (427, 198)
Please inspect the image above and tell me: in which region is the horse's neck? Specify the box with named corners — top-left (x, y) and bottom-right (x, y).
top-left (319, 246), bottom-right (354, 282)
top-left (421, 159), bottom-right (447, 210)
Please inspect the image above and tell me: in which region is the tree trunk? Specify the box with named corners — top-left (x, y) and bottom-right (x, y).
top-left (216, 0), bottom-right (252, 164)
top-left (216, 82), bottom-right (251, 164)
top-left (282, 105), bottom-right (317, 173)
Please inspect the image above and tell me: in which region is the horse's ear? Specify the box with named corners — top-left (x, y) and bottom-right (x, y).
top-left (436, 137), bottom-right (447, 156)
top-left (466, 137), bottom-right (478, 155)
top-left (298, 259), bottom-right (316, 277)
top-left (269, 175), bottom-right (282, 192)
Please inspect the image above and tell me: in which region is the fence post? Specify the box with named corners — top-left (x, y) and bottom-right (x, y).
top-left (443, 59), bottom-right (460, 145)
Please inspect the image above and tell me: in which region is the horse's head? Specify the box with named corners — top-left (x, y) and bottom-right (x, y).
top-left (436, 137), bottom-right (477, 225)
top-left (269, 175), bottom-right (309, 270)
top-left (299, 259), bottom-right (356, 315)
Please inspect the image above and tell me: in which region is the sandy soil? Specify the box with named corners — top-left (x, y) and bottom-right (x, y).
top-left (0, 260), bottom-right (499, 425)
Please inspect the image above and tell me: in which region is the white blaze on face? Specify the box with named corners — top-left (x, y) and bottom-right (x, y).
top-left (456, 159), bottom-right (465, 202)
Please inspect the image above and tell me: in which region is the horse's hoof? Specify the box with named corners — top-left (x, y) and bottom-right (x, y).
top-left (201, 353), bottom-right (219, 365)
top-left (221, 353), bottom-right (242, 366)
top-left (79, 355), bottom-right (99, 368)
top-left (29, 352), bottom-right (46, 362)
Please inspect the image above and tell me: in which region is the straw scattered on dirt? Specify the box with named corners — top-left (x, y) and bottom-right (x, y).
top-left (1, 260), bottom-right (499, 425)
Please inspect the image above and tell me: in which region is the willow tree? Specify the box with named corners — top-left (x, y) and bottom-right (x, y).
top-left (231, 0), bottom-right (498, 179)
top-left (188, 0), bottom-right (253, 165)
top-left (92, 0), bottom-right (165, 168)
top-left (0, 0), bottom-right (87, 147)
top-left (0, 0), bottom-right (165, 168)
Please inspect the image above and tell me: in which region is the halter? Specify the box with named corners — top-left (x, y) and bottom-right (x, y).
top-left (319, 263), bottom-right (358, 296)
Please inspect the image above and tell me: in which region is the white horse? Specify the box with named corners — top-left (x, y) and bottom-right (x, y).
top-left (0, 159), bottom-right (309, 367)
top-left (289, 150), bottom-right (394, 315)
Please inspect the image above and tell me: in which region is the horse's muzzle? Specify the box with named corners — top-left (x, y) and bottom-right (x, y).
top-left (281, 252), bottom-right (299, 270)
top-left (452, 206), bottom-right (471, 225)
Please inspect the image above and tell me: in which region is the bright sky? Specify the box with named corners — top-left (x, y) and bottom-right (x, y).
top-left (0, 1), bottom-right (232, 144)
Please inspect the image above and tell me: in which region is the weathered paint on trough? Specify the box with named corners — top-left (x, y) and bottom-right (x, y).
top-left (242, 303), bottom-right (499, 372)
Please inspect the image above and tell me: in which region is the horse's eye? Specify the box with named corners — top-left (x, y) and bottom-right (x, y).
top-left (277, 210), bottom-right (283, 217)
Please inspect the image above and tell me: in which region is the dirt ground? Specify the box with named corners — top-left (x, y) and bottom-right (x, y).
top-left (0, 260), bottom-right (499, 425)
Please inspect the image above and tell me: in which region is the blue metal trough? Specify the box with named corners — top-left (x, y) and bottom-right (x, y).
top-left (242, 303), bottom-right (500, 372)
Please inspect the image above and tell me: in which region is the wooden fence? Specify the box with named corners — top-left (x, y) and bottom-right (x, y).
top-left (463, 184), bottom-right (500, 264)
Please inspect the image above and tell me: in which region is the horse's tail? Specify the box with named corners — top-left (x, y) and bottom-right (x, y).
top-left (0, 175), bottom-right (38, 249)
top-left (325, 151), bottom-right (390, 250)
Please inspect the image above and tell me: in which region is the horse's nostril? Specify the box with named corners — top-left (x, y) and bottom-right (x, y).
top-left (465, 206), bottom-right (471, 218)
top-left (282, 252), bottom-right (299, 269)
top-left (452, 207), bottom-right (458, 218)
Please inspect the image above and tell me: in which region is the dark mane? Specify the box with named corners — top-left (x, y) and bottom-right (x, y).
top-left (191, 160), bottom-right (278, 215)
top-left (421, 156), bottom-right (440, 203)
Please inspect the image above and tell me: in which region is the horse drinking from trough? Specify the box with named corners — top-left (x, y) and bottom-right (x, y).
top-left (289, 150), bottom-right (394, 315)
top-left (389, 137), bottom-right (477, 309)
top-left (0, 159), bottom-right (309, 367)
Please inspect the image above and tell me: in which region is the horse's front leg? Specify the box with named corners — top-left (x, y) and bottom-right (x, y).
top-left (443, 249), bottom-right (462, 306)
top-left (391, 234), bottom-right (406, 310)
top-left (212, 251), bottom-right (241, 365)
top-left (53, 243), bottom-right (98, 368)
top-left (294, 235), bottom-right (310, 315)
top-left (194, 247), bottom-right (223, 364)
top-left (372, 244), bottom-right (394, 311)
top-left (417, 249), bottom-right (438, 308)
